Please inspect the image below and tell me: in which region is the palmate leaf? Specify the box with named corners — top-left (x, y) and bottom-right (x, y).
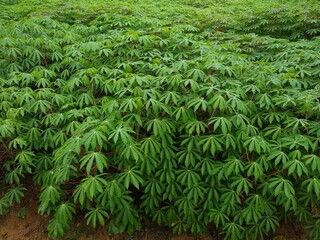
top-left (283, 159), bottom-right (308, 177)
top-left (52, 131), bottom-right (67, 147)
top-left (187, 97), bottom-right (209, 111)
top-left (80, 152), bottom-right (108, 175)
top-left (176, 168), bottom-right (201, 188)
top-left (257, 93), bottom-right (273, 109)
top-left (59, 136), bottom-right (82, 155)
top-left (152, 209), bottom-right (166, 225)
top-left (123, 113), bottom-right (143, 126)
top-left (281, 193), bottom-right (298, 212)
top-left (172, 60), bottom-right (189, 72)
top-left (267, 150), bottom-right (289, 166)
top-left (260, 214), bottom-right (279, 233)
top-left (302, 178), bottom-right (320, 197)
top-left (303, 154), bottom-right (320, 172)
top-left (185, 184), bottom-right (206, 203)
top-left (118, 167), bottom-right (144, 190)
top-left (47, 219), bottom-right (65, 239)
top-left (139, 156), bottom-right (159, 175)
top-left (4, 185), bottom-right (26, 204)
top-left (32, 99), bottom-right (51, 113)
top-left (119, 98), bottom-right (138, 112)
top-left (198, 135), bottom-right (223, 156)
top-left (146, 118), bottom-right (175, 136)
top-left (268, 177), bottom-right (295, 198)
top-left (264, 125), bottom-right (285, 140)
top-left (172, 220), bottom-right (187, 235)
top-left (45, 113), bottom-right (65, 126)
top-left (231, 113), bottom-right (250, 128)
top-left (82, 129), bottom-right (107, 150)
top-left (9, 137), bottom-right (27, 149)
top-left (223, 157), bottom-right (245, 179)
top-left (281, 134), bottom-right (312, 151)
top-left (244, 136), bottom-right (270, 154)
top-left (246, 162), bottom-right (264, 180)
top-left (177, 148), bottom-right (201, 168)
top-left (77, 93), bottom-right (94, 108)
top-left (53, 164), bottom-right (78, 184)
top-left (209, 117), bottom-right (232, 134)
top-left (304, 218), bottom-right (320, 240)
top-left (54, 202), bottom-right (76, 227)
top-left (109, 126), bottom-right (134, 143)
top-left (264, 112), bottom-right (284, 124)
top-left (140, 136), bottom-right (161, 156)
top-left (0, 119), bottom-right (15, 137)
top-left (107, 180), bottom-right (122, 198)
top-left (15, 150), bottom-right (35, 165)
top-left (208, 93), bottom-right (227, 111)
top-left (195, 157), bottom-right (215, 176)
top-left (73, 175), bottom-right (107, 204)
top-left (187, 68), bottom-right (207, 81)
top-left (5, 168), bottom-right (24, 184)
top-left (183, 120), bottom-right (207, 135)
top-left (50, 51), bottom-right (64, 62)
top-left (230, 176), bottom-right (253, 195)
top-left (85, 207), bottom-right (109, 228)
top-left (223, 222), bottom-right (244, 240)
top-left (285, 117), bottom-right (309, 131)
top-left (145, 98), bottom-right (172, 117)
top-left (162, 180), bottom-right (181, 201)
top-left (175, 195), bottom-right (195, 216)
top-left (111, 206), bottom-right (141, 235)
top-left (39, 185), bottom-right (61, 207)
top-left (7, 62), bottom-right (23, 72)
top-left (228, 96), bottom-right (248, 113)
top-left (209, 208), bottom-right (229, 228)
top-left (99, 48), bottom-right (113, 57)
top-left (274, 95), bottom-right (297, 108)
top-left (240, 205), bottom-right (262, 224)
top-left (143, 178), bottom-right (164, 197)
top-left (184, 78), bottom-right (200, 92)
top-left (245, 194), bottom-right (268, 213)
top-left (223, 133), bottom-right (237, 150)
top-left (118, 142), bottom-right (145, 162)
top-left (80, 41), bottom-right (101, 52)
top-left (0, 100), bottom-right (12, 112)
top-left (140, 193), bottom-right (161, 214)
top-left (220, 188), bottom-right (242, 213)
top-left (6, 47), bottom-right (22, 58)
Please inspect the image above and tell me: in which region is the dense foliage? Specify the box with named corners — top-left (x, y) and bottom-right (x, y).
top-left (0, 0), bottom-right (320, 239)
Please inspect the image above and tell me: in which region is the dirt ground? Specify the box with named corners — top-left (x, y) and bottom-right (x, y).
top-left (0, 187), bottom-right (306, 240)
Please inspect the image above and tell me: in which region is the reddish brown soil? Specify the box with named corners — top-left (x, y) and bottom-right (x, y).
top-left (0, 199), bottom-right (49, 240)
top-left (273, 222), bottom-right (307, 240)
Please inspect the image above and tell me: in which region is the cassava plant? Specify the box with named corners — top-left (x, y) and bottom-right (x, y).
top-left (0, 0), bottom-right (320, 239)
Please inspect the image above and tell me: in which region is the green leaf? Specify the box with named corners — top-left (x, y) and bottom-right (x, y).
top-left (118, 168), bottom-right (144, 189)
top-left (269, 177), bottom-right (295, 198)
top-left (82, 129), bottom-right (107, 150)
top-left (85, 207), bottom-right (109, 228)
top-left (80, 152), bottom-right (108, 175)
top-left (4, 185), bottom-right (26, 204)
top-left (198, 135), bottom-right (223, 156)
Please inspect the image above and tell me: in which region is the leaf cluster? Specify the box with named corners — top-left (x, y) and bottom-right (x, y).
top-left (0, 1), bottom-right (320, 239)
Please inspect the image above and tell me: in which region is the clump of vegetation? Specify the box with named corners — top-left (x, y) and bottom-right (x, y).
top-left (0, 0), bottom-right (319, 239)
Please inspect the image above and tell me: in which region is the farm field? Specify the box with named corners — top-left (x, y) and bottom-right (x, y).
top-left (0, 0), bottom-right (320, 239)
